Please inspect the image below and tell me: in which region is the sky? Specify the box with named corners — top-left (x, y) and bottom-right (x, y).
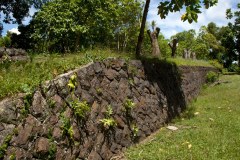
top-left (148, 0), bottom-right (238, 38)
top-left (1, 6), bottom-right (36, 35)
top-left (1, 0), bottom-right (238, 38)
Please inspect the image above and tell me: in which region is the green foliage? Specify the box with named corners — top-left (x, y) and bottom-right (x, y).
top-left (131, 124), bottom-right (139, 138)
top-left (31, 0), bottom-right (142, 53)
top-left (209, 60), bottom-right (223, 71)
top-left (21, 91), bottom-right (33, 116)
top-left (172, 29), bottom-right (197, 57)
top-left (9, 154), bottom-right (16, 160)
top-left (60, 115), bottom-right (73, 141)
top-left (96, 88), bottom-right (103, 95)
top-left (128, 78), bottom-right (134, 86)
top-left (206, 71), bottom-right (218, 83)
top-left (0, 134), bottom-right (13, 158)
top-left (11, 24), bottom-right (35, 50)
top-left (124, 99), bottom-right (135, 111)
top-left (0, 54), bottom-right (11, 64)
top-left (224, 4), bottom-right (240, 69)
top-left (227, 63), bottom-right (240, 73)
top-left (99, 118), bottom-right (117, 128)
top-left (48, 99), bottom-right (56, 108)
top-left (48, 142), bottom-right (57, 160)
top-left (100, 105), bottom-right (117, 129)
top-left (106, 105), bottom-right (113, 117)
top-left (158, 0), bottom-right (218, 23)
top-left (128, 65), bottom-right (138, 76)
top-left (68, 73), bottom-right (77, 92)
top-left (159, 34), bottom-right (171, 58)
top-left (69, 100), bottom-right (90, 119)
top-left (0, 36), bottom-right (11, 47)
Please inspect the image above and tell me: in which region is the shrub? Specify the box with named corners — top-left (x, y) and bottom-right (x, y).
top-left (209, 60), bottom-right (223, 71)
top-left (206, 71), bottom-right (218, 83)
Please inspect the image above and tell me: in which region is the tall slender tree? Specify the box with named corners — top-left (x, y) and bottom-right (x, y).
top-left (136, 0), bottom-right (150, 57)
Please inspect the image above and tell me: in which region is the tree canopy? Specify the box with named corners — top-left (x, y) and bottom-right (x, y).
top-left (28, 0), bottom-right (142, 53)
top-left (158, 0), bottom-right (218, 23)
top-left (0, 0), bottom-right (49, 36)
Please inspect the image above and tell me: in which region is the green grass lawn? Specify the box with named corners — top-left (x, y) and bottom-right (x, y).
top-left (126, 75), bottom-right (240, 160)
top-left (166, 57), bottom-right (213, 67)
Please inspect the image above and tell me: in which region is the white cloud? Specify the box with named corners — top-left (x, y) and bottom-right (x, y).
top-left (8, 28), bottom-right (21, 35)
top-left (148, 0), bottom-right (236, 39)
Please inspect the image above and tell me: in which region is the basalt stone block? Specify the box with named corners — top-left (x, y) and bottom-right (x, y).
top-left (52, 127), bottom-right (62, 141)
top-left (34, 137), bottom-right (50, 156)
top-left (6, 147), bottom-right (32, 160)
top-left (104, 68), bottom-right (120, 81)
top-left (110, 59), bottom-right (126, 71)
top-left (0, 47), bottom-right (6, 57)
top-left (0, 95), bottom-right (25, 124)
top-left (31, 91), bottom-right (48, 119)
top-left (88, 150), bottom-right (102, 160)
top-left (93, 62), bottom-right (103, 73)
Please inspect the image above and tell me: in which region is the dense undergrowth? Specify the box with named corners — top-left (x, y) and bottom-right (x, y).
top-left (126, 75), bottom-right (240, 160)
top-left (0, 49), bottom-right (216, 100)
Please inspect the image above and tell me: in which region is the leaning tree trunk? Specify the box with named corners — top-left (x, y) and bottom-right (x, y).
top-left (147, 27), bottom-right (161, 57)
top-left (136, 0), bottom-right (151, 57)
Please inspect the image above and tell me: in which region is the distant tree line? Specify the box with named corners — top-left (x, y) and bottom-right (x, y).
top-left (0, 1), bottom-right (239, 71)
top-left (2, 0), bottom-right (143, 53)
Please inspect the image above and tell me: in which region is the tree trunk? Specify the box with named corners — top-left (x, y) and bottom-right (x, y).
top-left (75, 33), bottom-right (80, 52)
top-left (238, 55), bottom-right (240, 68)
top-left (168, 38), bottom-right (178, 57)
top-left (147, 27), bottom-right (161, 57)
top-left (117, 34), bottom-right (120, 52)
top-left (136, 0), bottom-right (151, 58)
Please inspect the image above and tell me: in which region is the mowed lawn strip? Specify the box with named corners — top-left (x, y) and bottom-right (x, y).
top-left (126, 75), bottom-right (240, 160)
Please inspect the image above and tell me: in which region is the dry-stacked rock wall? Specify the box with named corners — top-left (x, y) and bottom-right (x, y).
top-left (0, 58), bottom-right (217, 159)
top-left (0, 47), bottom-right (29, 62)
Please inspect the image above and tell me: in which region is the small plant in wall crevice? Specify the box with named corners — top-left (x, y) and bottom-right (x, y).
top-left (99, 105), bottom-right (117, 129)
top-left (124, 99), bottom-right (136, 120)
top-left (0, 134), bottom-right (13, 158)
top-left (124, 99), bottom-right (135, 111)
top-left (131, 124), bottom-right (139, 138)
top-left (68, 73), bottom-right (77, 92)
top-left (60, 114), bottom-right (74, 141)
top-left (69, 100), bottom-right (90, 120)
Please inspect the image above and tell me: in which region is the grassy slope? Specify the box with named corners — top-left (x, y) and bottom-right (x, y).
top-left (0, 49), bottom-right (133, 99)
top-left (126, 75), bottom-right (240, 160)
top-left (0, 50), bottom-right (215, 100)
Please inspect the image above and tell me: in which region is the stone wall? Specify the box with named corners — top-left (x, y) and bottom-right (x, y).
top-left (0, 47), bottom-right (29, 62)
top-left (179, 66), bottom-right (218, 103)
top-left (0, 58), bottom-right (217, 160)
